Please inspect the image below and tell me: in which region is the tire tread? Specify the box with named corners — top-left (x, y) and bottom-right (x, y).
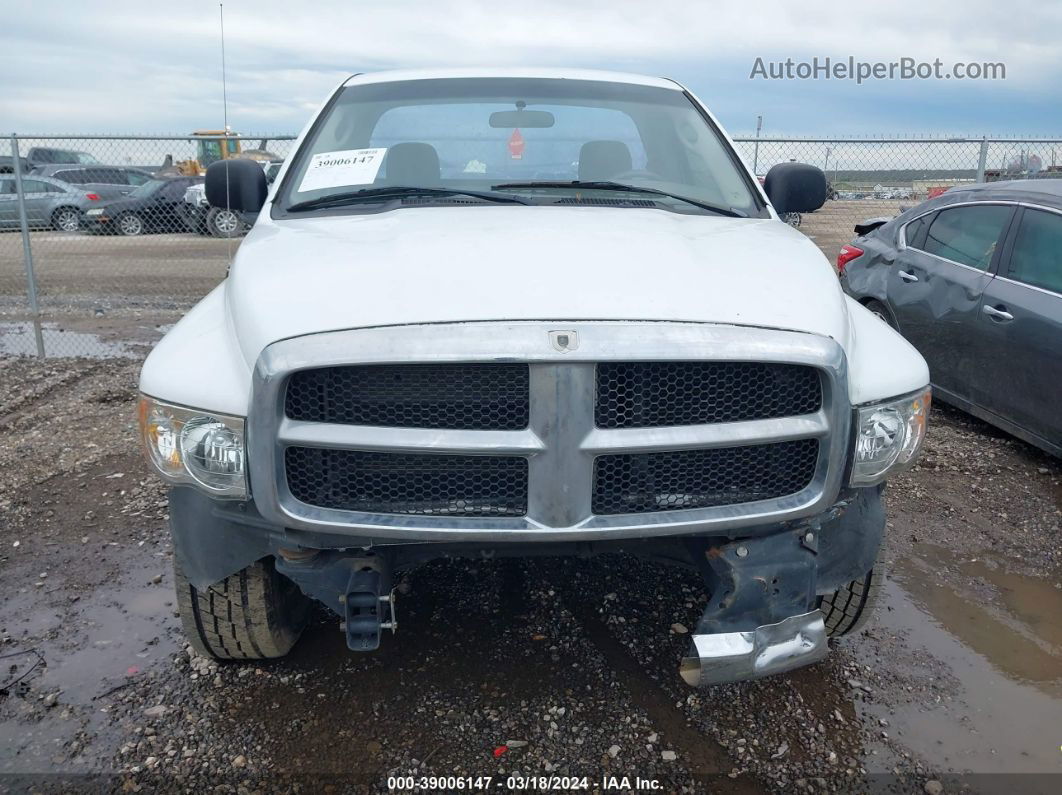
top-left (174, 558), bottom-right (307, 660)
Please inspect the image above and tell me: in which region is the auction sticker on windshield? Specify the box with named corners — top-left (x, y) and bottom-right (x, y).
top-left (298, 148), bottom-right (386, 192)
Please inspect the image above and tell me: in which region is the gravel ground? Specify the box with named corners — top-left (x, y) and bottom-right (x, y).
top-left (0, 356), bottom-right (1059, 794)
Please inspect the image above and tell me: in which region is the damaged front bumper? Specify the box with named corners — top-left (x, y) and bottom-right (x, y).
top-left (680, 610), bottom-right (828, 686)
top-left (168, 483), bottom-right (885, 685)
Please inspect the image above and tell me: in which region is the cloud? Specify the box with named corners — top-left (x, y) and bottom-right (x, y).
top-left (1, 0), bottom-right (1059, 134)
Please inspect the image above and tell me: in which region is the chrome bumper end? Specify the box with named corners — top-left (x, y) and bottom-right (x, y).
top-left (680, 610), bottom-right (828, 686)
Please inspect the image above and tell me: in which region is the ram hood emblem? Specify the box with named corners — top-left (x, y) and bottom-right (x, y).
top-left (549, 330), bottom-right (579, 353)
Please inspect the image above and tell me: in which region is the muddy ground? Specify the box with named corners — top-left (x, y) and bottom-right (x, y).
top-left (0, 356), bottom-right (1059, 794)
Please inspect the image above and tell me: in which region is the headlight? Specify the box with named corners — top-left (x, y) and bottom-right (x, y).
top-left (86, 208), bottom-right (104, 216)
top-left (138, 395), bottom-right (247, 498)
top-left (850, 387), bottom-right (931, 486)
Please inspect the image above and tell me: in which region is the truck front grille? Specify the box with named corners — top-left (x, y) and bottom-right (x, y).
top-left (254, 322), bottom-right (845, 535)
top-left (591, 439), bottom-right (820, 515)
top-left (285, 363), bottom-right (530, 430)
top-left (595, 362), bottom-right (821, 428)
top-left (285, 447), bottom-right (528, 516)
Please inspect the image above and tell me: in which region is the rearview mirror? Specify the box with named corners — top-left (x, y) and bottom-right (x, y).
top-left (489, 110), bottom-right (555, 128)
top-left (764, 162), bottom-right (827, 215)
top-left (205, 158), bottom-right (267, 213)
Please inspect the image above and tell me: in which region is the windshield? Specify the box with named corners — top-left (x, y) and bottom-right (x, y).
top-left (276, 77), bottom-right (761, 216)
top-left (131, 178), bottom-right (165, 197)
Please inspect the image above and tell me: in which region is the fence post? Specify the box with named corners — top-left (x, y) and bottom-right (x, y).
top-left (9, 133), bottom-right (45, 358)
top-left (976, 137), bottom-right (989, 184)
top-left (752, 115), bottom-right (763, 174)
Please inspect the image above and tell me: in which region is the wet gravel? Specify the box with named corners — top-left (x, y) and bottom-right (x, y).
top-left (0, 356), bottom-right (1059, 794)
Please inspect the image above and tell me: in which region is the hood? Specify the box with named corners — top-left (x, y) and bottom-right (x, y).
top-left (227, 206), bottom-right (850, 363)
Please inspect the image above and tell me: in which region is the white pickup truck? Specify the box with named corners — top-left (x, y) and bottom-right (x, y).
top-left (138, 69), bottom-right (930, 685)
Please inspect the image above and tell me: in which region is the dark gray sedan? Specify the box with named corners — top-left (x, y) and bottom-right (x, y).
top-left (839, 179), bottom-right (1062, 457)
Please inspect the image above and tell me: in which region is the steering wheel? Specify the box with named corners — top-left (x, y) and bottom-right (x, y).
top-left (606, 168), bottom-right (665, 183)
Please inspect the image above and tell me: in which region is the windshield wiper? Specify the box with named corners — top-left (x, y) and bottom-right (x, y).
top-left (491, 181), bottom-right (746, 217)
top-left (287, 185), bottom-right (532, 212)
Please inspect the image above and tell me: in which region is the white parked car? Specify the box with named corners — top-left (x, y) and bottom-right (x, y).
top-left (138, 69), bottom-right (929, 685)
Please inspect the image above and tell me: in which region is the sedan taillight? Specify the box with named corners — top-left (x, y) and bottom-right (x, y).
top-left (85, 192), bottom-right (100, 201)
top-left (837, 244), bottom-right (864, 274)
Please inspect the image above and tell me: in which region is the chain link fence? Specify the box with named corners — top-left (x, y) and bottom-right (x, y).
top-left (2, 134), bottom-right (1061, 358)
top-left (0, 134), bottom-right (296, 358)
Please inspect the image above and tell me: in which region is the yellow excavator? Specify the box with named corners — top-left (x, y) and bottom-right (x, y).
top-left (159, 130), bottom-right (278, 176)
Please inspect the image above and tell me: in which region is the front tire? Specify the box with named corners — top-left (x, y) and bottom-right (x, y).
top-left (819, 563), bottom-right (884, 637)
top-left (117, 212), bottom-right (144, 236)
top-left (864, 299), bottom-right (896, 329)
top-left (52, 207), bottom-right (81, 232)
top-left (174, 557), bottom-right (310, 660)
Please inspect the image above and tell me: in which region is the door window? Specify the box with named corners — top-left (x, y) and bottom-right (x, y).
top-left (1007, 208), bottom-right (1062, 294)
top-left (125, 171), bottom-right (153, 186)
top-left (54, 169), bottom-right (88, 184)
top-left (22, 179), bottom-right (60, 193)
top-left (922, 204), bottom-right (1013, 270)
top-left (902, 212), bottom-right (932, 247)
top-left (86, 168), bottom-right (125, 184)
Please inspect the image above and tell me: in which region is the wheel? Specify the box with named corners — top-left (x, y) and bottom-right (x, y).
top-left (819, 562), bottom-right (884, 637)
top-left (782, 211), bottom-right (802, 227)
top-left (207, 206), bottom-right (242, 238)
top-left (864, 299), bottom-right (896, 329)
top-left (51, 207), bottom-right (81, 232)
top-left (174, 557), bottom-right (310, 660)
top-left (117, 212), bottom-right (144, 236)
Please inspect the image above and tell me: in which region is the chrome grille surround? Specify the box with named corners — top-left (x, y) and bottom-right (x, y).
top-left (249, 321), bottom-right (850, 542)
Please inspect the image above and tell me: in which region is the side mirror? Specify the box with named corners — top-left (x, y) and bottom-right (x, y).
top-left (764, 163), bottom-right (827, 215)
top-left (205, 159), bottom-right (267, 213)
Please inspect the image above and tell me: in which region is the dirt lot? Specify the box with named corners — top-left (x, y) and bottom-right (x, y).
top-left (0, 356), bottom-right (1058, 794)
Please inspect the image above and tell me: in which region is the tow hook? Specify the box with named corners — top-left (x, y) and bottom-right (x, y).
top-left (339, 570), bottom-right (398, 651)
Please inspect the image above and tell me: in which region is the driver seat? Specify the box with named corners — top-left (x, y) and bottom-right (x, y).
top-left (382, 142), bottom-right (441, 186)
top-left (578, 140), bottom-right (633, 181)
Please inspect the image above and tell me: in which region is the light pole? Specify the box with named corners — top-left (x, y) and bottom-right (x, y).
top-left (824, 146), bottom-right (832, 172)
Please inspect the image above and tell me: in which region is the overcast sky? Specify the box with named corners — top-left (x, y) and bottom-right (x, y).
top-left (2, 0), bottom-right (1060, 137)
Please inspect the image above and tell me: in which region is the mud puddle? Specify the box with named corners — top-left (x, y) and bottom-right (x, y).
top-left (860, 543), bottom-right (1062, 785)
top-left (0, 555), bottom-right (177, 773)
top-left (0, 321), bottom-right (142, 359)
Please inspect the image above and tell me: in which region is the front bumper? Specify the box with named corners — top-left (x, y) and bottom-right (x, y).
top-left (680, 610), bottom-right (828, 686)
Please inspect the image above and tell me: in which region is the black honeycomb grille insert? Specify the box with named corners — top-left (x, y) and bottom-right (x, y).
top-left (285, 447), bottom-right (528, 516)
top-left (595, 362), bottom-right (822, 429)
top-left (285, 364), bottom-right (529, 430)
top-left (591, 439), bottom-right (819, 515)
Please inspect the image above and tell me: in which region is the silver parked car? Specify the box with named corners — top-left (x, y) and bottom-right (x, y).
top-left (0, 174), bottom-right (120, 232)
top-left (30, 165), bottom-right (156, 198)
